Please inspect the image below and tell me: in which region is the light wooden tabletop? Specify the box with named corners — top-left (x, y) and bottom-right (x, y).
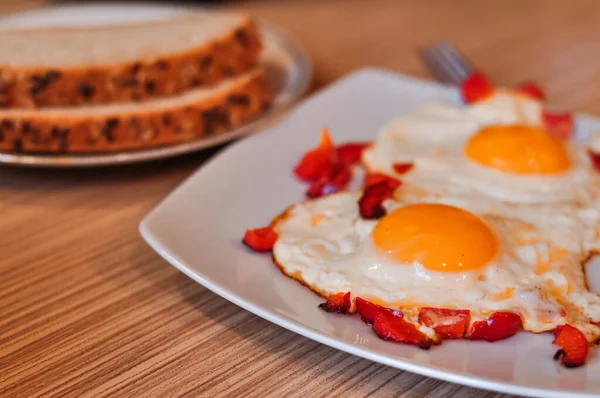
top-left (2, 0), bottom-right (600, 397)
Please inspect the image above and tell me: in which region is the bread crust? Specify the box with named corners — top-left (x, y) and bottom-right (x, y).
top-left (0, 69), bottom-right (272, 153)
top-left (0, 17), bottom-right (261, 108)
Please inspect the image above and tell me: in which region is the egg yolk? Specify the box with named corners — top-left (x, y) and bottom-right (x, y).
top-left (464, 124), bottom-right (571, 174)
top-left (372, 203), bottom-right (497, 272)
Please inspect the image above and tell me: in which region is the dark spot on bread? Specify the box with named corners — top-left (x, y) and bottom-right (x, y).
top-left (161, 114), bottom-right (171, 127)
top-left (78, 83), bottom-right (95, 99)
top-left (190, 78), bottom-right (202, 87)
top-left (21, 121), bottom-right (31, 134)
top-left (145, 81), bottom-right (156, 94)
top-left (130, 62), bottom-right (142, 74)
top-left (174, 126), bottom-right (183, 135)
top-left (29, 71), bottom-right (61, 97)
top-left (199, 56), bottom-right (213, 70)
top-left (29, 75), bottom-right (48, 96)
top-left (1, 119), bottom-right (14, 130)
top-left (155, 60), bottom-right (168, 70)
top-left (234, 28), bottom-right (250, 48)
top-left (223, 67), bottom-right (234, 77)
top-left (227, 94), bottom-right (250, 106)
top-left (101, 118), bottom-right (119, 142)
top-left (45, 70), bottom-right (61, 81)
top-left (13, 139), bottom-right (22, 153)
top-left (51, 126), bottom-right (70, 140)
top-left (202, 107), bottom-right (230, 135)
top-left (0, 128), bottom-right (4, 142)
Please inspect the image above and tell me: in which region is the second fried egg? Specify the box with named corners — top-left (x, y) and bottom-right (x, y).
top-left (362, 90), bottom-right (600, 204)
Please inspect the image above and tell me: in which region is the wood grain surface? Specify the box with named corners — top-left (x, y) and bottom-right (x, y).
top-left (2, 0), bottom-right (600, 396)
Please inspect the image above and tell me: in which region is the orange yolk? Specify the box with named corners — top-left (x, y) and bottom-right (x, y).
top-left (372, 203), bottom-right (497, 272)
top-left (465, 124), bottom-right (571, 174)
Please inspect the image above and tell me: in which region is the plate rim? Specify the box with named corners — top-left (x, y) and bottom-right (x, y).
top-left (0, 3), bottom-right (312, 168)
top-left (139, 67), bottom-right (600, 398)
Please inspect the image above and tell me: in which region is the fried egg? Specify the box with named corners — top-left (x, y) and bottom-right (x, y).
top-left (362, 90), bottom-right (600, 204)
top-left (272, 191), bottom-right (600, 342)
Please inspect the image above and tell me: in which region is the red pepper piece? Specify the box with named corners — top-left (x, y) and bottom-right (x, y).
top-left (543, 110), bottom-right (574, 141)
top-left (373, 307), bottom-right (433, 349)
top-left (242, 226), bottom-right (278, 252)
top-left (467, 311), bottom-right (521, 342)
top-left (552, 324), bottom-right (589, 368)
top-left (319, 292), bottom-right (352, 314)
top-left (587, 150), bottom-right (600, 172)
top-left (293, 128), bottom-right (336, 182)
top-left (358, 182), bottom-right (395, 219)
top-left (336, 142), bottom-right (370, 165)
top-left (418, 308), bottom-right (471, 339)
top-left (515, 82), bottom-right (545, 100)
top-left (461, 72), bottom-right (494, 104)
top-left (364, 173), bottom-right (402, 189)
top-left (306, 162), bottom-right (352, 198)
top-left (355, 297), bottom-right (383, 325)
top-left (392, 162), bottom-right (414, 175)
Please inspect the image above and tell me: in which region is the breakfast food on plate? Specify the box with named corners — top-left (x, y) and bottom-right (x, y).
top-left (242, 73), bottom-right (600, 368)
top-left (0, 12), bottom-right (261, 108)
top-left (271, 192), bottom-right (600, 363)
top-left (362, 79), bottom-right (600, 205)
top-left (0, 68), bottom-right (271, 153)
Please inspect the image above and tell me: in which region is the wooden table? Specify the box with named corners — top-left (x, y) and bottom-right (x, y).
top-left (3, 1), bottom-right (600, 396)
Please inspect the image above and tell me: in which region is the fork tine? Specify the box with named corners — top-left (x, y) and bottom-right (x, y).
top-left (419, 42), bottom-right (475, 85)
top-left (420, 49), bottom-right (458, 84)
top-left (438, 42), bottom-right (474, 78)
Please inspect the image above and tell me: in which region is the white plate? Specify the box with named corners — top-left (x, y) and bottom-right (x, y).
top-left (0, 3), bottom-right (311, 167)
top-left (140, 68), bottom-right (600, 397)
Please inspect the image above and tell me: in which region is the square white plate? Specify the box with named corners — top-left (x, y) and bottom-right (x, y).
top-left (140, 68), bottom-right (600, 398)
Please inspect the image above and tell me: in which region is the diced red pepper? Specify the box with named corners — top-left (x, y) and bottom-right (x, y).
top-left (418, 308), bottom-right (471, 339)
top-left (392, 162), bottom-right (414, 175)
top-left (355, 297), bottom-right (383, 325)
top-left (590, 320), bottom-right (600, 327)
top-left (319, 292), bottom-right (352, 314)
top-left (373, 307), bottom-right (433, 349)
top-left (467, 311), bottom-right (522, 342)
top-left (293, 128), bottom-right (336, 181)
top-left (358, 182), bottom-right (395, 219)
top-left (242, 226), bottom-right (278, 252)
top-left (306, 162), bottom-right (352, 198)
top-left (552, 324), bottom-right (589, 368)
top-left (336, 142), bottom-right (370, 165)
top-left (543, 110), bottom-right (574, 141)
top-left (364, 173), bottom-right (402, 190)
top-left (515, 82), bottom-right (545, 100)
top-left (461, 72), bottom-right (494, 104)
top-left (587, 150), bottom-right (600, 172)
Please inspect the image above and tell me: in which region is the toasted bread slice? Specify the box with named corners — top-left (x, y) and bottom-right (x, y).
top-left (0, 12), bottom-right (262, 108)
top-left (0, 68), bottom-right (272, 153)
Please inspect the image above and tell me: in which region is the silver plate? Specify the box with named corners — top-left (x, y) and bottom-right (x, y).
top-left (0, 3), bottom-right (312, 168)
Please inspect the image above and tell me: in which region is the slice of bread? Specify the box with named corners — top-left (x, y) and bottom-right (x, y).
top-left (0, 68), bottom-right (272, 153)
top-left (0, 12), bottom-right (262, 108)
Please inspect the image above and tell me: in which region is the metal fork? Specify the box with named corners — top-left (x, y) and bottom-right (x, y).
top-left (420, 42), bottom-right (475, 85)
